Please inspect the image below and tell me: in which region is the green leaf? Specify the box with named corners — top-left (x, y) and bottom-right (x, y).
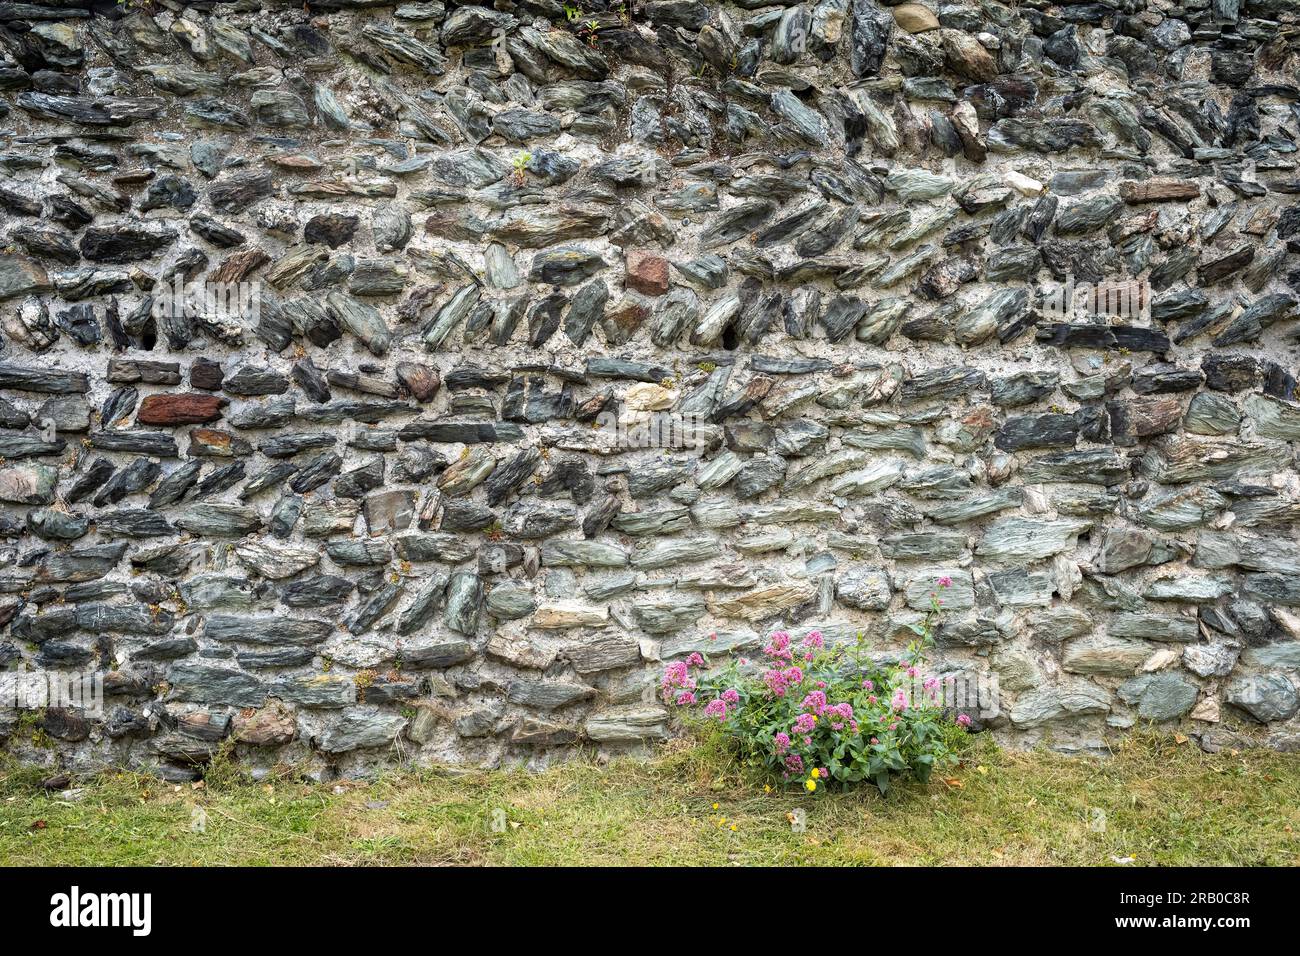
top-left (912, 754), bottom-right (934, 783)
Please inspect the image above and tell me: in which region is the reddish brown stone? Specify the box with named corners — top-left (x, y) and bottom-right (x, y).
top-left (1241, 205), bottom-right (1278, 237)
top-left (136, 392), bottom-right (226, 426)
top-left (112, 169), bottom-right (155, 187)
top-left (1119, 179), bottom-right (1200, 204)
top-left (396, 361), bottom-right (441, 402)
top-left (1109, 209), bottom-right (1158, 242)
top-left (961, 405), bottom-right (997, 444)
top-left (187, 428), bottom-right (251, 458)
top-left (210, 247), bottom-right (270, 283)
top-left (267, 153), bottom-right (325, 172)
top-left (603, 296), bottom-right (650, 345)
top-left (625, 249), bottom-right (670, 296)
top-left (176, 712), bottom-right (229, 740)
top-left (190, 358), bottom-right (225, 391)
top-left (232, 703), bottom-right (297, 746)
top-left (1116, 397), bottom-right (1183, 439)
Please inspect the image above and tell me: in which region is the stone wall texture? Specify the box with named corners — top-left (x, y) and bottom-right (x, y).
top-left (2, 0), bottom-right (1300, 780)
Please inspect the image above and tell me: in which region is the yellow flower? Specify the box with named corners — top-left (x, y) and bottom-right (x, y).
top-left (729, 824), bottom-right (738, 832)
top-left (810, 768), bottom-right (820, 779)
top-left (805, 779), bottom-right (817, 792)
top-left (712, 802), bottom-right (719, 810)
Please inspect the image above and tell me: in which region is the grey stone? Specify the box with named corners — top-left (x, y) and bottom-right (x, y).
top-left (267, 674), bottom-right (355, 710)
top-left (1063, 635), bottom-right (1152, 676)
top-left (444, 571), bottom-right (483, 635)
top-left (977, 518), bottom-right (1090, 562)
top-left (506, 678), bottom-right (597, 711)
top-left (1109, 613), bottom-right (1199, 643)
top-left (233, 541), bottom-right (317, 580)
top-left (282, 575), bottom-right (355, 609)
top-left (1143, 576), bottom-right (1234, 603)
top-left (205, 615), bottom-right (333, 646)
top-left (1009, 681), bottom-right (1110, 728)
top-left (1183, 643), bottom-right (1239, 678)
top-left (1225, 674), bottom-right (1299, 723)
top-left (836, 567), bottom-right (892, 610)
top-left (1117, 673), bottom-right (1199, 722)
top-left (318, 708), bottom-right (408, 753)
top-left (585, 706), bottom-right (669, 742)
top-left (168, 661), bottom-right (266, 709)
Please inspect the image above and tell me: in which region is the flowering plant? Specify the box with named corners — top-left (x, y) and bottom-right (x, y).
top-left (662, 579), bottom-right (970, 795)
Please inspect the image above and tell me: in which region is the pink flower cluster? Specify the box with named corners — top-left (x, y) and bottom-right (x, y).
top-left (660, 652), bottom-right (705, 706)
top-left (661, 653), bottom-right (743, 722)
top-left (660, 612), bottom-right (970, 790)
top-left (762, 665), bottom-right (803, 697)
top-left (800, 690), bottom-right (827, 713)
top-left (799, 630), bottom-right (824, 660)
top-left (799, 689), bottom-right (857, 733)
top-left (763, 630), bottom-right (793, 663)
top-left (760, 629), bottom-right (833, 697)
top-left (702, 689), bottom-right (742, 722)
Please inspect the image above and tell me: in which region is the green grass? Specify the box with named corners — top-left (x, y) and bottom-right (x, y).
top-left (1, 734), bottom-right (1298, 866)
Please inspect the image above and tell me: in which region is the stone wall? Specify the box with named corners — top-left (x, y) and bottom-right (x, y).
top-left (1, 0), bottom-right (1299, 781)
